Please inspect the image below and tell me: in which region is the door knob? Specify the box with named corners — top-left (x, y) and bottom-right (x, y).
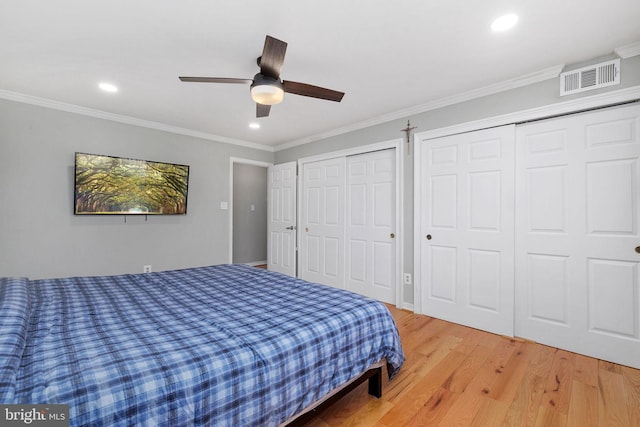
top-left (285, 225), bottom-right (296, 230)
top-left (390, 233), bottom-right (395, 239)
top-left (426, 234), bottom-right (432, 240)
top-left (636, 246), bottom-right (640, 254)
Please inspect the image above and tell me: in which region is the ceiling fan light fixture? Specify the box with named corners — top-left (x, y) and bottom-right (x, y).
top-left (179, 36), bottom-right (344, 117)
top-left (250, 74), bottom-right (284, 105)
top-left (251, 85), bottom-right (284, 105)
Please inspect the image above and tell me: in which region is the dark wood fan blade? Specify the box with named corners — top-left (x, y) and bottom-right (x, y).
top-left (256, 103), bottom-right (271, 118)
top-left (179, 77), bottom-right (252, 84)
top-left (283, 80), bottom-right (345, 102)
top-left (259, 35), bottom-right (287, 79)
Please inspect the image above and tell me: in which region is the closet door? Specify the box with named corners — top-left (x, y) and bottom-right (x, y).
top-left (300, 157), bottom-right (346, 289)
top-left (515, 103), bottom-right (640, 369)
top-left (418, 125), bottom-right (515, 336)
top-left (345, 149), bottom-right (396, 304)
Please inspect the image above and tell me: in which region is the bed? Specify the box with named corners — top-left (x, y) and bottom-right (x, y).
top-left (0, 264), bottom-right (404, 426)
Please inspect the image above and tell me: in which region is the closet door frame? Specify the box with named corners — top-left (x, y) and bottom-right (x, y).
top-left (414, 85), bottom-right (640, 314)
top-left (297, 138), bottom-right (405, 308)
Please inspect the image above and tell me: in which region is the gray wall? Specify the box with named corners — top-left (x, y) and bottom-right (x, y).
top-left (0, 99), bottom-right (273, 279)
top-left (232, 163), bottom-right (268, 264)
top-left (2, 54), bottom-right (638, 296)
top-left (275, 54), bottom-right (640, 306)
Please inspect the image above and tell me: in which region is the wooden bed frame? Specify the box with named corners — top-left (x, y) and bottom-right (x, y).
top-left (282, 362), bottom-right (384, 426)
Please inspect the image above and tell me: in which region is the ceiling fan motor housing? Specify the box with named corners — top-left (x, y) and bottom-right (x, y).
top-left (251, 73), bottom-right (284, 105)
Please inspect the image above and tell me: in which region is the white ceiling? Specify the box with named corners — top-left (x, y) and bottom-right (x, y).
top-left (1, 1), bottom-right (639, 150)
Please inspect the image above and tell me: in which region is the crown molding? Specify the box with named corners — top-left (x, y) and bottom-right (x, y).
top-left (614, 41), bottom-right (640, 59)
top-left (415, 85), bottom-right (640, 142)
top-left (3, 50), bottom-right (633, 155)
top-left (273, 64), bottom-right (565, 151)
top-left (0, 90), bottom-right (274, 153)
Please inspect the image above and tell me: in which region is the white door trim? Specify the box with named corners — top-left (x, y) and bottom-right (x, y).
top-left (297, 138), bottom-right (405, 308)
top-left (228, 157), bottom-right (273, 264)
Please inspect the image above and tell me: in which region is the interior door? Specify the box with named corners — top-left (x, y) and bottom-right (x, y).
top-left (515, 103), bottom-right (640, 368)
top-left (300, 157), bottom-right (346, 289)
top-left (419, 125), bottom-right (515, 336)
top-left (267, 162), bottom-right (297, 277)
top-left (346, 149), bottom-right (396, 303)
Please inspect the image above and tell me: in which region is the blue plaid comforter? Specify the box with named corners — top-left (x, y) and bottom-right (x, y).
top-left (0, 264), bottom-right (404, 426)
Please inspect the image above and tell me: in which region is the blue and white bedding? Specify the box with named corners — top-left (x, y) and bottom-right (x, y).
top-left (0, 264), bottom-right (404, 426)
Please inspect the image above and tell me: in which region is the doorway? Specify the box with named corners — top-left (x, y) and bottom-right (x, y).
top-left (229, 158), bottom-right (271, 265)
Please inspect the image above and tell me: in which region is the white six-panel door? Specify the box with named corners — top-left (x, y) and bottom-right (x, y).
top-left (300, 157), bottom-right (346, 289)
top-left (267, 162), bottom-right (297, 277)
top-left (418, 125), bottom-right (515, 336)
top-left (515, 104), bottom-right (640, 368)
top-left (346, 149), bottom-right (396, 303)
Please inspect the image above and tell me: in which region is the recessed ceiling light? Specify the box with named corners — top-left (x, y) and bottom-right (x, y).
top-left (491, 13), bottom-right (519, 32)
top-left (98, 82), bottom-right (118, 93)
top-left (249, 123), bottom-right (260, 129)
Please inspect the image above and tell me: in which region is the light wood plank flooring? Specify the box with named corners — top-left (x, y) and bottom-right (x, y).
top-left (306, 305), bottom-right (640, 426)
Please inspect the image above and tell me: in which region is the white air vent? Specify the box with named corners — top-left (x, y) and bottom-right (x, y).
top-left (560, 59), bottom-right (620, 96)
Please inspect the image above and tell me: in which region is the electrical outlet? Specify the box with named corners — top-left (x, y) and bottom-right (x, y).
top-left (143, 265), bottom-right (152, 273)
top-left (403, 273), bottom-right (412, 285)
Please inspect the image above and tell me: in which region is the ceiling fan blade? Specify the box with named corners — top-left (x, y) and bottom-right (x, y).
top-left (283, 80), bottom-right (345, 102)
top-left (259, 35), bottom-right (287, 79)
top-left (256, 103), bottom-right (271, 118)
top-left (179, 77), bottom-right (252, 84)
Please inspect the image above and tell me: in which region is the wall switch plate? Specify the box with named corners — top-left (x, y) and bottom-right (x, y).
top-left (220, 201), bottom-right (229, 210)
top-left (403, 273), bottom-right (412, 285)
top-left (143, 265), bottom-right (152, 273)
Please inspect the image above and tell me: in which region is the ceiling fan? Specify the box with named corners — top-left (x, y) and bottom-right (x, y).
top-left (179, 35), bottom-right (345, 118)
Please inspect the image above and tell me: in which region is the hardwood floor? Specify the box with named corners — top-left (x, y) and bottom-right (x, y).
top-left (306, 305), bottom-right (640, 426)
